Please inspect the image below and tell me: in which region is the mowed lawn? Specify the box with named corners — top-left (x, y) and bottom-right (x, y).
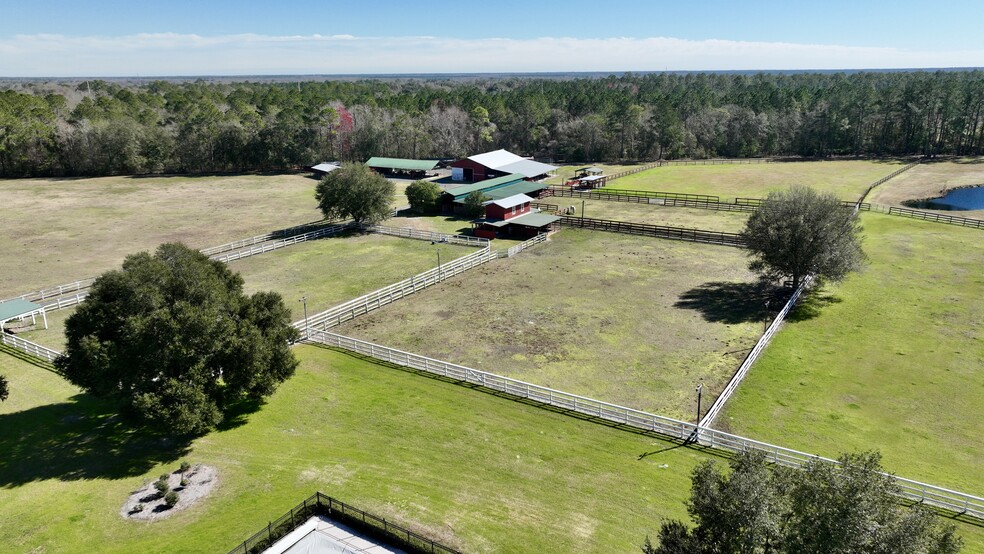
top-left (14, 233), bottom-right (476, 347)
top-left (0, 345), bottom-right (717, 554)
top-left (719, 214), bottom-right (984, 494)
top-left (336, 229), bottom-right (765, 420)
top-left (0, 173), bottom-right (323, 298)
top-left (606, 160), bottom-right (905, 202)
top-left (867, 157), bottom-right (984, 219)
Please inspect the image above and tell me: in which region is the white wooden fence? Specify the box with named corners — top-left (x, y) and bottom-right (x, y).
top-left (0, 332), bottom-right (60, 363)
top-left (499, 233), bottom-right (548, 258)
top-left (364, 225), bottom-right (490, 247)
top-left (295, 246), bottom-right (497, 331)
top-left (213, 222), bottom-right (356, 263)
top-left (698, 275), bottom-right (814, 429)
top-left (302, 328), bottom-right (984, 520)
top-left (0, 279), bottom-right (95, 304)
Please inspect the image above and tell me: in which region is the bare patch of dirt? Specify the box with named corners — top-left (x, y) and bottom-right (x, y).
top-left (120, 464), bottom-right (218, 521)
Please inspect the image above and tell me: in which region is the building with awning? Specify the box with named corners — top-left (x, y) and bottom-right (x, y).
top-left (450, 149), bottom-right (557, 182)
top-left (471, 193), bottom-right (561, 239)
top-left (0, 298), bottom-right (48, 331)
top-left (309, 162), bottom-right (341, 178)
top-left (365, 157), bottom-right (439, 178)
top-left (440, 173), bottom-right (551, 213)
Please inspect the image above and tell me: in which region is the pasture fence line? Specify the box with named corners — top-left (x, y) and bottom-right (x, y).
top-left (1, 332), bottom-right (61, 363)
top-left (557, 216), bottom-right (745, 247)
top-left (660, 158), bottom-right (775, 166)
top-left (295, 246), bottom-right (497, 331)
top-left (499, 233), bottom-right (548, 258)
top-left (886, 206), bottom-right (984, 229)
top-left (200, 219), bottom-right (338, 257)
top-left (301, 329), bottom-right (984, 521)
top-left (362, 224), bottom-right (490, 247)
top-left (856, 160), bottom-right (921, 205)
top-left (604, 161), bottom-right (663, 181)
top-left (212, 222), bottom-right (355, 263)
top-left (529, 201), bottom-right (560, 213)
top-left (698, 276), bottom-right (814, 429)
top-left (0, 279), bottom-right (96, 305)
top-left (226, 491), bottom-right (461, 554)
top-left (40, 293), bottom-right (89, 311)
top-left (546, 186), bottom-right (720, 203)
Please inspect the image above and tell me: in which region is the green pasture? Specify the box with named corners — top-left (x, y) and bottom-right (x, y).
top-left (336, 229), bottom-right (764, 420)
top-left (1, 345), bottom-right (714, 553)
top-left (605, 160), bottom-right (904, 203)
top-left (0, 173), bottom-right (322, 298)
top-left (720, 214), bottom-right (984, 494)
top-left (545, 163), bottom-right (645, 185)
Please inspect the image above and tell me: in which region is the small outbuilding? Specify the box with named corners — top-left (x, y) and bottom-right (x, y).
top-left (471, 193), bottom-right (561, 239)
top-left (567, 166), bottom-right (608, 188)
top-left (0, 298), bottom-right (48, 332)
top-left (440, 173), bottom-right (550, 214)
top-left (309, 162), bottom-right (341, 178)
top-left (366, 157), bottom-right (439, 179)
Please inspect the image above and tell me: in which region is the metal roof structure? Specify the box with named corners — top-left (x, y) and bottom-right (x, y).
top-left (577, 166), bottom-right (604, 174)
top-left (480, 211), bottom-right (561, 228)
top-left (466, 149), bottom-right (557, 178)
top-left (481, 181), bottom-right (547, 201)
top-left (446, 173), bottom-right (527, 200)
top-left (365, 157), bottom-right (439, 172)
top-left (0, 298), bottom-right (47, 330)
top-left (263, 515), bottom-right (405, 554)
top-left (311, 162), bottom-right (341, 173)
top-left (484, 193), bottom-right (532, 209)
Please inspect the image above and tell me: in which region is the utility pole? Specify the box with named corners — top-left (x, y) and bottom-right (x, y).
top-left (436, 250), bottom-right (442, 280)
top-left (695, 381), bottom-right (703, 423)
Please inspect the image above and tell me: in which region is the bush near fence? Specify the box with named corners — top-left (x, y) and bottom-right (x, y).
top-left (226, 492), bottom-right (461, 554)
top-left (303, 329), bottom-right (984, 521)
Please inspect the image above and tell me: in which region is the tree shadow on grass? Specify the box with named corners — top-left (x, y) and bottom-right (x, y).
top-left (786, 289), bottom-right (842, 322)
top-left (0, 394), bottom-right (191, 488)
top-left (674, 281), bottom-right (790, 324)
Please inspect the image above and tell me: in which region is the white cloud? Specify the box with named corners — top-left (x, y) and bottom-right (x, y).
top-left (1, 33), bottom-right (981, 76)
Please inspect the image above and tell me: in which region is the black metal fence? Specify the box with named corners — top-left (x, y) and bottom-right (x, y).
top-left (547, 186), bottom-right (720, 203)
top-left (558, 215), bottom-right (745, 247)
top-left (887, 206), bottom-right (984, 229)
top-left (226, 492), bottom-right (461, 554)
top-left (735, 197), bottom-right (871, 211)
top-left (529, 201), bottom-right (560, 212)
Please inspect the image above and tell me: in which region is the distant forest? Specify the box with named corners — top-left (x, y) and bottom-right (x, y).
top-left (2, 70), bottom-right (983, 178)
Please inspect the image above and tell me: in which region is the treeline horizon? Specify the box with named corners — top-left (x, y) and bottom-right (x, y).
top-left (1, 70), bottom-right (983, 178)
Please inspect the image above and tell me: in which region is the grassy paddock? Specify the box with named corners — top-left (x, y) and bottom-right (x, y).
top-left (0, 345), bottom-right (716, 553)
top-left (606, 160), bottom-right (904, 202)
top-left (545, 163), bottom-right (646, 185)
top-left (0, 173), bottom-right (322, 298)
top-left (867, 157), bottom-right (984, 219)
top-left (720, 214), bottom-right (984, 493)
top-left (336, 229), bottom-right (765, 420)
top-left (552, 199), bottom-right (750, 233)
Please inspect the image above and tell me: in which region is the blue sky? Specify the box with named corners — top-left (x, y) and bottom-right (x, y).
top-left (1, 0), bottom-right (982, 76)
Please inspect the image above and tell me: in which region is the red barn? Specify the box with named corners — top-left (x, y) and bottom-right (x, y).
top-left (472, 194), bottom-right (560, 239)
top-left (450, 149), bottom-right (557, 182)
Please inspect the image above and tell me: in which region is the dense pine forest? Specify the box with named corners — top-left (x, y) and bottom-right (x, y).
top-left (1, 70), bottom-right (983, 178)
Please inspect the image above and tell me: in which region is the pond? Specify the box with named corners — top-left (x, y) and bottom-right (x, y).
top-left (904, 185), bottom-right (984, 211)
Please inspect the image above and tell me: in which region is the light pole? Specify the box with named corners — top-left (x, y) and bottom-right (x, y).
top-left (581, 199), bottom-right (585, 223)
top-left (695, 381), bottom-right (703, 423)
top-left (436, 250), bottom-right (442, 280)
top-left (299, 296), bottom-right (308, 340)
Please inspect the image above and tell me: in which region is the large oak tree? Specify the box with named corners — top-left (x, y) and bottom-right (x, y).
top-left (55, 243), bottom-right (299, 434)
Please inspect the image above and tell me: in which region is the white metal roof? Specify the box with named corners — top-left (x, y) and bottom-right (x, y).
top-left (467, 150), bottom-right (558, 177)
top-left (311, 163), bottom-right (341, 173)
top-left (484, 193), bottom-right (533, 209)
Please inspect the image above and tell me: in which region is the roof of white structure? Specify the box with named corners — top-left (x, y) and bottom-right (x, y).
top-left (484, 193), bottom-right (533, 209)
top-left (468, 149), bottom-right (557, 177)
top-left (264, 516), bottom-right (405, 554)
top-left (311, 163), bottom-right (341, 173)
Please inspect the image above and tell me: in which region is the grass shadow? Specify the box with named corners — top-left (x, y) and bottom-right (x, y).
top-left (215, 397), bottom-right (265, 432)
top-left (786, 289), bottom-right (843, 322)
top-left (0, 393), bottom-right (191, 487)
top-left (674, 281), bottom-right (789, 324)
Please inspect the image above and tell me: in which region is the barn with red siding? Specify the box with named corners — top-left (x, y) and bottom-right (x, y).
top-left (471, 194), bottom-right (560, 239)
top-left (450, 149), bottom-right (557, 182)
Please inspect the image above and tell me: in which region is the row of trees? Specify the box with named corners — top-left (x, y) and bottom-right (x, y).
top-left (3, 70), bottom-right (984, 177)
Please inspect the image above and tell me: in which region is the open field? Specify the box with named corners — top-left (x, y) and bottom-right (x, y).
top-left (719, 214), bottom-right (984, 493)
top-left (336, 229), bottom-right (765, 420)
top-left (0, 173), bottom-right (323, 298)
top-left (387, 212), bottom-right (527, 247)
top-left (552, 199), bottom-right (750, 233)
top-left (227, 232), bottom-right (476, 319)
top-left (0, 345), bottom-right (712, 553)
top-left (12, 232), bottom-right (475, 347)
top-left (605, 160), bottom-right (906, 202)
top-left (867, 157), bottom-right (984, 219)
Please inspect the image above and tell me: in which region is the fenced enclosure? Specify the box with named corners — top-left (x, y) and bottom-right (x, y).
top-left (500, 233), bottom-right (548, 258)
top-left (1, 332), bottom-right (60, 363)
top-left (557, 216), bottom-right (745, 247)
top-left (212, 222), bottom-right (356, 263)
top-left (698, 276), bottom-right (814, 429)
top-left (226, 492), bottom-right (461, 554)
top-left (857, 161), bottom-right (921, 203)
top-left (0, 279), bottom-right (95, 305)
top-left (547, 186), bottom-right (720, 203)
top-left (363, 224), bottom-right (490, 247)
top-left (295, 246), bottom-right (497, 331)
top-left (302, 329), bottom-right (984, 521)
